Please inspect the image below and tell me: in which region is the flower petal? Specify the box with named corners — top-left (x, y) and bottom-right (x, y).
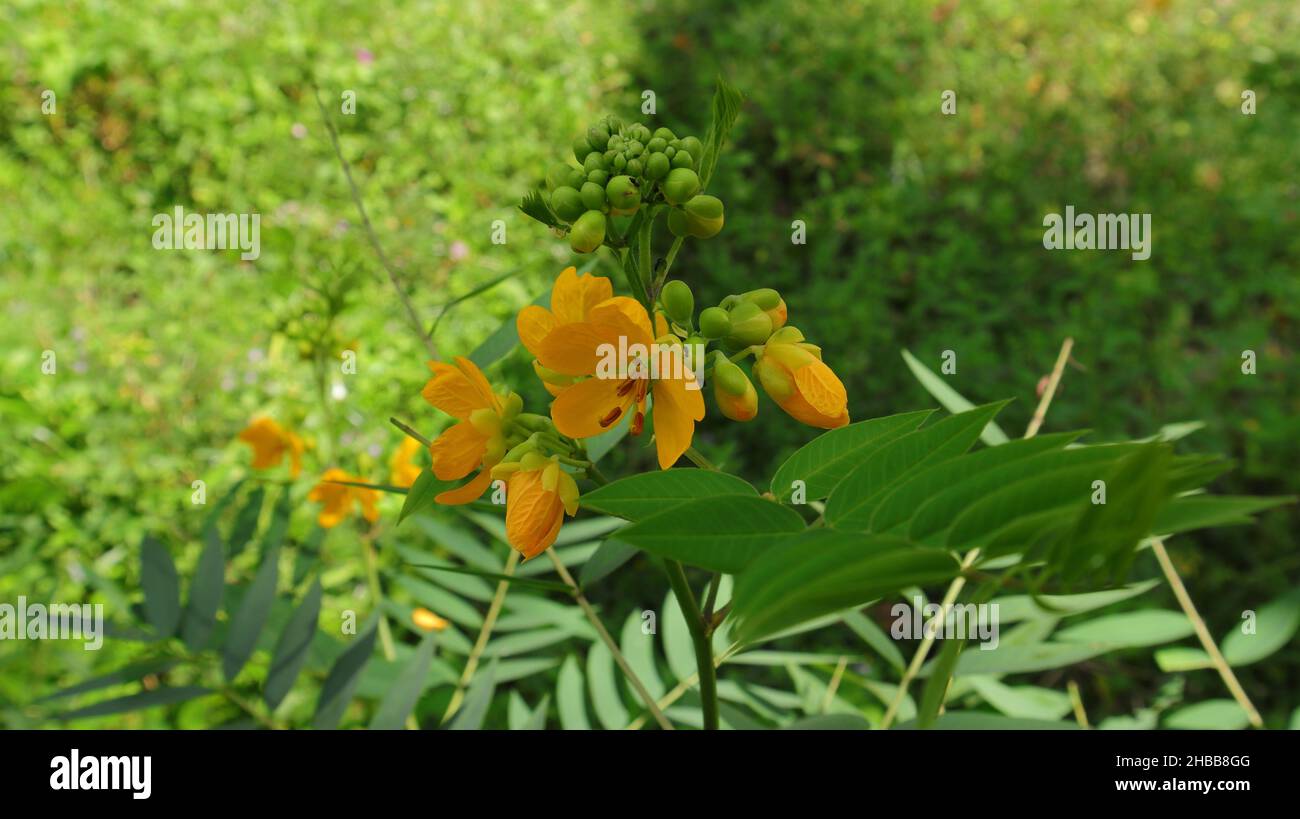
top-left (551, 266), bottom-right (613, 325)
top-left (517, 305), bottom-right (558, 359)
top-left (506, 469), bottom-right (565, 558)
top-left (422, 361), bottom-right (493, 419)
top-left (550, 376), bottom-right (632, 439)
top-left (535, 321), bottom-right (624, 377)
top-left (435, 467), bottom-right (494, 505)
top-left (589, 297), bottom-right (654, 346)
top-left (793, 359), bottom-right (848, 419)
top-left (429, 420), bottom-right (488, 480)
top-left (454, 356), bottom-right (501, 413)
top-left (651, 374), bottom-right (705, 470)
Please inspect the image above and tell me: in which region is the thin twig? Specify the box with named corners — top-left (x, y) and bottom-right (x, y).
top-left (625, 642), bottom-right (743, 730)
top-left (1067, 680), bottom-right (1090, 728)
top-left (1024, 338), bottom-right (1074, 439)
top-left (547, 550), bottom-right (674, 731)
top-left (1150, 537), bottom-right (1264, 728)
top-left (822, 656), bottom-right (849, 713)
top-left (442, 550), bottom-right (518, 723)
top-left (390, 417), bottom-right (431, 448)
top-left (313, 86), bottom-right (438, 360)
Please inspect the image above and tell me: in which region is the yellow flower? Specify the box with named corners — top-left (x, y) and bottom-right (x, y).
top-left (517, 265), bottom-right (613, 396)
top-left (753, 327), bottom-right (850, 429)
top-left (308, 468), bottom-right (380, 528)
top-left (521, 278), bottom-right (705, 469)
top-left (237, 417), bottom-right (304, 477)
top-left (389, 436), bottom-right (424, 488)
top-left (411, 607), bottom-right (450, 632)
top-left (421, 356), bottom-right (512, 505)
top-left (492, 453), bottom-right (580, 559)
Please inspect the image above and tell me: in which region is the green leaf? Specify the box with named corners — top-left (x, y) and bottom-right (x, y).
top-left (581, 469), bottom-right (757, 521)
top-left (140, 536), bottom-right (181, 637)
top-left (398, 469), bottom-right (457, 525)
top-left (1153, 495), bottom-right (1293, 536)
top-left (259, 487), bottom-right (293, 560)
top-left (199, 478), bottom-right (246, 549)
top-left (948, 643), bottom-right (1112, 677)
top-left (180, 533), bottom-right (225, 651)
top-left (826, 401), bottom-right (1011, 530)
top-left (587, 641), bottom-right (630, 730)
top-left (869, 431), bottom-right (1081, 533)
top-left (264, 578), bottom-right (322, 710)
top-left (556, 654), bottom-right (590, 730)
top-left (1222, 588), bottom-right (1300, 666)
top-left (59, 686), bottom-right (212, 721)
top-left (901, 349), bottom-right (1010, 446)
top-left (897, 713), bottom-right (1079, 730)
top-left (1163, 700), bottom-right (1250, 730)
top-left (508, 691), bottom-right (550, 730)
top-left (222, 545), bottom-right (281, 681)
top-left (698, 75), bottom-right (745, 190)
top-left (39, 658), bottom-right (179, 703)
top-left (449, 660), bottom-right (498, 730)
top-left (403, 561), bottom-right (571, 595)
top-left (769, 409), bottom-right (934, 502)
top-left (1056, 610), bottom-right (1194, 648)
top-left (967, 677), bottom-right (1073, 721)
top-left (616, 495), bottom-right (805, 574)
top-left (578, 538), bottom-right (639, 589)
top-left (370, 631), bottom-right (437, 729)
top-left (468, 288), bottom-right (551, 369)
top-left (993, 580), bottom-right (1160, 624)
top-left (313, 624), bottom-right (379, 729)
top-left (621, 610), bottom-right (665, 701)
top-left (917, 633), bottom-right (965, 728)
top-left (662, 589), bottom-right (696, 682)
top-left (732, 531), bottom-right (960, 643)
top-left (1154, 647), bottom-right (1213, 672)
top-left (783, 714), bottom-right (871, 730)
top-left (228, 486), bottom-right (265, 557)
top-left (843, 611), bottom-right (905, 673)
top-left (519, 188), bottom-right (561, 228)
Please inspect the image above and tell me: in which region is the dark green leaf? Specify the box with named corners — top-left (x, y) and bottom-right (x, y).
top-left (616, 494), bottom-right (806, 574)
top-left (901, 349), bottom-right (1011, 446)
top-left (264, 578), bottom-right (323, 709)
top-left (313, 623), bottom-right (379, 729)
top-left (369, 631), bottom-right (437, 729)
top-left (399, 469), bottom-right (456, 525)
top-left (180, 533), bottom-right (225, 651)
top-left (769, 409), bottom-right (933, 502)
top-left (448, 660), bottom-right (497, 730)
top-left (59, 686), bottom-right (211, 721)
top-left (222, 545), bottom-right (281, 681)
top-left (140, 536), bottom-right (181, 637)
top-left (39, 658), bottom-right (178, 703)
top-left (578, 538), bottom-right (638, 589)
top-left (580, 468), bottom-right (756, 520)
top-left (1153, 495), bottom-right (1294, 536)
top-left (228, 486), bottom-right (265, 558)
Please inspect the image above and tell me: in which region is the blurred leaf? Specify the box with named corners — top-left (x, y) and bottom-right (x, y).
top-left (399, 469), bottom-right (456, 525)
top-left (783, 714), bottom-right (870, 730)
top-left (370, 631), bottom-right (437, 729)
top-left (616, 495), bottom-right (805, 574)
top-left (844, 611), bottom-right (904, 673)
top-left (1153, 495), bottom-right (1294, 536)
top-left (449, 660), bottom-right (498, 730)
top-left (556, 654), bottom-right (590, 730)
top-left (228, 486), bottom-right (265, 558)
top-left (581, 469), bottom-right (756, 520)
top-left (992, 580), bottom-right (1159, 624)
top-left (1154, 646), bottom-right (1213, 672)
top-left (917, 633), bottom-right (965, 728)
top-left (897, 713), bottom-right (1079, 730)
top-left (140, 536), bottom-right (181, 637)
top-left (699, 75), bottom-right (745, 189)
top-left (621, 610), bottom-right (665, 701)
top-left (1056, 610), bottom-right (1193, 649)
top-left (586, 641), bottom-right (630, 730)
top-left (948, 643), bottom-right (1111, 677)
top-left (1221, 588), bottom-right (1300, 666)
top-left (259, 487), bottom-right (293, 560)
top-left (967, 677), bottom-right (1073, 721)
top-left (59, 686), bottom-right (212, 721)
top-left (222, 545), bottom-right (281, 681)
top-left (39, 658), bottom-right (178, 703)
top-left (181, 533), bottom-right (225, 651)
top-left (264, 578), bottom-right (322, 710)
top-left (404, 561), bottom-right (571, 594)
top-left (1163, 700), bottom-right (1250, 730)
top-left (901, 350), bottom-right (1010, 446)
top-left (769, 409), bottom-right (933, 502)
top-left (578, 538), bottom-right (638, 589)
top-left (313, 624), bottom-right (379, 729)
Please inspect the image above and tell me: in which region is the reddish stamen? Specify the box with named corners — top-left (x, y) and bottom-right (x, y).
top-left (599, 407), bottom-right (623, 428)
top-left (631, 411), bottom-right (644, 436)
top-left (617, 379), bottom-right (637, 397)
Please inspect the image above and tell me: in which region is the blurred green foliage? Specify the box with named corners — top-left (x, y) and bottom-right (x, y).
top-left (1, 0), bottom-right (1296, 726)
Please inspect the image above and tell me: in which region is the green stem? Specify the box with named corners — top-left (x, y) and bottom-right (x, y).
top-left (664, 559), bottom-right (718, 730)
top-left (684, 446), bottom-right (720, 471)
top-left (654, 235), bottom-right (687, 295)
top-left (637, 216), bottom-right (654, 305)
top-left (584, 463), bottom-right (611, 486)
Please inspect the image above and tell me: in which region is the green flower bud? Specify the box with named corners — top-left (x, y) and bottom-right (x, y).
top-left (550, 186), bottom-right (585, 222)
top-left (662, 167), bottom-right (701, 205)
top-left (653, 127), bottom-right (676, 141)
top-left (744, 287), bottom-right (781, 310)
top-left (608, 115), bottom-right (626, 134)
top-left (667, 207), bottom-right (690, 238)
top-left (613, 153), bottom-right (627, 171)
top-left (645, 152), bottom-right (671, 181)
top-left (580, 181), bottom-right (606, 211)
top-left (608, 134), bottom-right (625, 151)
top-left (603, 149), bottom-right (617, 164)
top-left (587, 124), bottom-right (610, 150)
top-left (669, 139), bottom-right (682, 151)
top-left (583, 152), bottom-right (606, 174)
top-left (680, 136), bottom-right (704, 163)
top-left (566, 168), bottom-right (587, 189)
top-left (698, 306), bottom-right (731, 339)
top-left (660, 279), bottom-right (694, 325)
top-left (573, 137), bottom-right (593, 162)
top-left (606, 175), bottom-right (641, 215)
top-left (647, 137), bottom-right (667, 153)
top-left (625, 158), bottom-right (643, 177)
top-left (570, 210), bottom-right (606, 253)
top-left (664, 146), bottom-right (677, 159)
top-left (587, 169), bottom-right (609, 186)
top-left (546, 163), bottom-right (574, 191)
top-left (714, 359), bottom-right (750, 396)
top-left (672, 150), bottom-right (694, 170)
top-left (681, 194), bottom-right (724, 238)
top-left (725, 301), bottom-right (774, 348)
top-left (627, 140), bottom-right (644, 157)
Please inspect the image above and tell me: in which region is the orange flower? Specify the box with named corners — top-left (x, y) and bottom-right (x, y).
top-left (411, 607), bottom-right (450, 632)
top-left (308, 468), bottom-right (380, 528)
top-left (752, 327), bottom-right (850, 429)
top-left (237, 417), bottom-right (304, 477)
top-left (389, 436), bottom-right (424, 488)
top-left (522, 283), bottom-right (705, 469)
top-left (517, 266), bottom-right (612, 396)
top-left (492, 453), bottom-right (580, 559)
top-left (421, 356), bottom-right (513, 505)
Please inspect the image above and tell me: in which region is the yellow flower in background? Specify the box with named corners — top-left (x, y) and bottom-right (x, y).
top-left (422, 356), bottom-right (516, 505)
top-left (389, 436), bottom-right (424, 488)
top-left (308, 468), bottom-right (380, 528)
top-left (492, 453), bottom-right (580, 559)
top-left (237, 417), bottom-right (304, 477)
top-left (411, 607), bottom-right (450, 632)
top-left (528, 292), bottom-right (705, 469)
top-left (753, 326), bottom-right (850, 429)
top-left (517, 266), bottom-right (612, 396)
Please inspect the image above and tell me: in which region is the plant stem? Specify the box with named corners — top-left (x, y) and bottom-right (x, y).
top-left (664, 559), bottom-right (719, 730)
top-left (637, 216), bottom-right (654, 305)
top-left (701, 572), bottom-right (721, 626)
top-left (626, 641), bottom-right (742, 730)
top-left (313, 86), bottom-right (438, 361)
top-left (1024, 337), bottom-right (1073, 439)
top-left (1150, 537), bottom-right (1264, 728)
top-left (442, 550), bottom-right (518, 723)
top-left (389, 416), bottom-right (431, 448)
top-left (684, 446), bottom-right (719, 471)
top-left (1067, 680), bottom-right (1090, 728)
top-left (546, 551), bottom-right (674, 731)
